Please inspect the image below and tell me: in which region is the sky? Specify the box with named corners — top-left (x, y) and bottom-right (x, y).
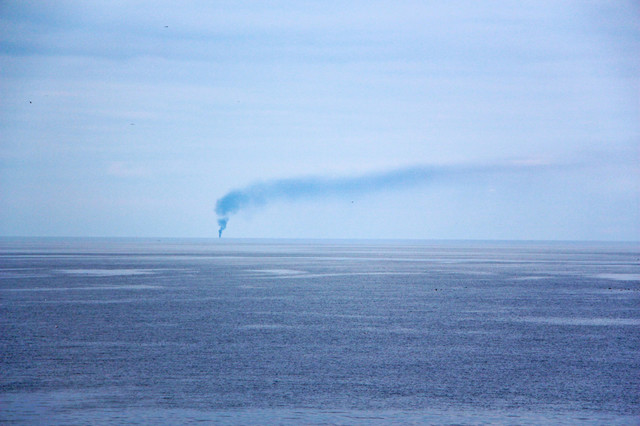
top-left (0, 1), bottom-right (638, 240)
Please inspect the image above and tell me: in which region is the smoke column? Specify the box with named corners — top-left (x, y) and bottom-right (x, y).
top-left (215, 161), bottom-right (552, 237)
top-left (217, 218), bottom-right (228, 238)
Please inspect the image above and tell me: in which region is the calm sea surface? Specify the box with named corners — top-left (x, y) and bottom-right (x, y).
top-left (1, 238), bottom-right (639, 424)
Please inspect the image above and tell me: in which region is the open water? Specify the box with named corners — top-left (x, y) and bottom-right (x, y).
top-left (1, 238), bottom-right (639, 424)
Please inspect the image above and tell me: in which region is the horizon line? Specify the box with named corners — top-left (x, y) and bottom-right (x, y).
top-left (0, 236), bottom-right (638, 244)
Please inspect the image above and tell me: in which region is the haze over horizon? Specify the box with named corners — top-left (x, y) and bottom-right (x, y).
top-left (1, 1), bottom-right (638, 240)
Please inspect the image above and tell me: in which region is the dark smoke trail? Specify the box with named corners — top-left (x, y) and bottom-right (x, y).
top-left (217, 218), bottom-right (227, 238)
top-left (215, 161), bottom-right (554, 237)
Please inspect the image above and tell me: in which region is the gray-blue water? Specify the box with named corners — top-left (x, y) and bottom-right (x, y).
top-left (1, 238), bottom-right (639, 424)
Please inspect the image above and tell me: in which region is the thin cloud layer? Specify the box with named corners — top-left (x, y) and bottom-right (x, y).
top-left (0, 1), bottom-right (638, 239)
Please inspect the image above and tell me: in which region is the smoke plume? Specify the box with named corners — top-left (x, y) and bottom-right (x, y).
top-left (215, 161), bottom-right (552, 237)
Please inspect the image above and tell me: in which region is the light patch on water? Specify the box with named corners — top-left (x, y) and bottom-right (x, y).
top-left (0, 268), bottom-right (50, 279)
top-left (301, 311), bottom-right (385, 320)
top-left (361, 326), bottom-right (422, 334)
top-left (515, 317), bottom-right (640, 326)
top-left (253, 310), bottom-right (385, 320)
top-left (0, 273), bottom-right (49, 279)
top-left (59, 269), bottom-right (156, 276)
top-left (273, 271), bottom-right (424, 279)
top-left (594, 273), bottom-right (640, 281)
top-left (240, 324), bottom-right (296, 330)
top-left (0, 285), bottom-right (161, 292)
top-left (238, 295), bottom-right (295, 301)
top-left (245, 269), bottom-right (427, 280)
top-left (246, 269), bottom-right (307, 276)
top-left (514, 276), bottom-right (550, 281)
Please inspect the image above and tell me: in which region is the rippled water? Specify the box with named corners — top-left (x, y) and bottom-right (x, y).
top-left (1, 238), bottom-right (639, 424)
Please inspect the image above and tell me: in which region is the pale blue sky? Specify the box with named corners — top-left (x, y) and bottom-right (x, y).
top-left (1, 1), bottom-right (638, 240)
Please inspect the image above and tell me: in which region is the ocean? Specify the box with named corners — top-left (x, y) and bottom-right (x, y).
top-left (1, 238), bottom-right (638, 424)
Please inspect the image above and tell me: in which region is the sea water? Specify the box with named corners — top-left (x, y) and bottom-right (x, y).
top-left (1, 238), bottom-right (638, 424)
